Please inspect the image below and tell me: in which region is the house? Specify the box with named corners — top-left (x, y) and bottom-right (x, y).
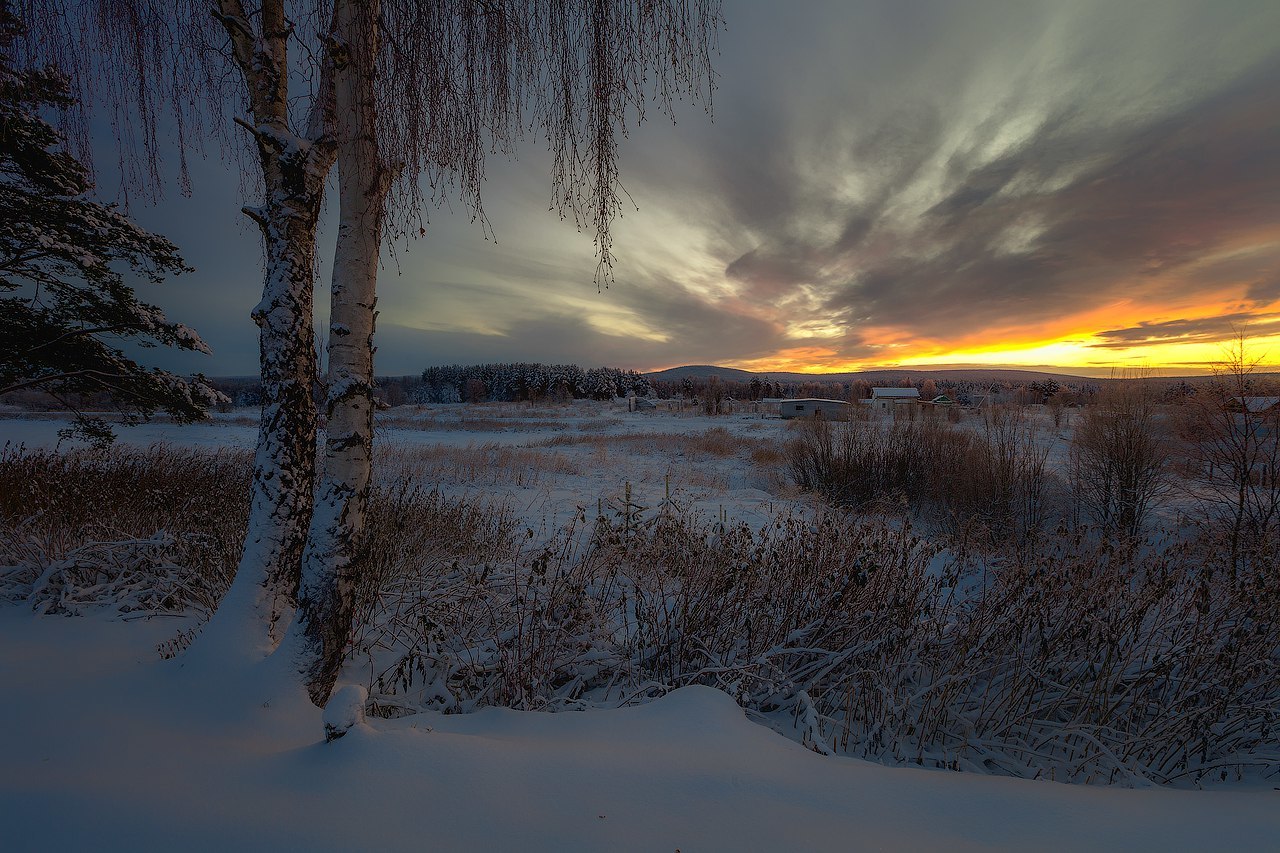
top-left (866, 387), bottom-right (920, 412)
top-left (1240, 396), bottom-right (1280, 416)
top-left (779, 398), bottom-right (850, 419)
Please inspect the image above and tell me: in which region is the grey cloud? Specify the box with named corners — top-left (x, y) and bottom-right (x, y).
top-left (1091, 313), bottom-right (1280, 349)
top-left (378, 301), bottom-right (780, 373)
top-left (794, 55), bottom-right (1280, 344)
top-left (1248, 278), bottom-right (1280, 304)
top-left (108, 0), bottom-right (1280, 376)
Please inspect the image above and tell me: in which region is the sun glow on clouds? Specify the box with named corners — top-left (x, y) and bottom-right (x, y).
top-left (357, 0), bottom-right (1279, 377)
top-left (721, 276), bottom-right (1280, 376)
top-left (727, 329), bottom-right (1280, 378)
top-left (583, 310), bottom-right (671, 343)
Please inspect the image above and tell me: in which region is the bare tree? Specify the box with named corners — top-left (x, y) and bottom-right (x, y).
top-left (1180, 332), bottom-right (1280, 569)
top-left (1070, 374), bottom-right (1169, 538)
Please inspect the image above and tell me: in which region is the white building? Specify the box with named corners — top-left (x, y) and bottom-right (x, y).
top-left (779, 398), bottom-right (850, 419)
top-left (866, 387), bottom-right (920, 412)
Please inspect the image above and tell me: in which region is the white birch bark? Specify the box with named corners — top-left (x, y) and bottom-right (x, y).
top-left (281, 0), bottom-right (387, 703)
top-left (192, 0), bottom-right (338, 661)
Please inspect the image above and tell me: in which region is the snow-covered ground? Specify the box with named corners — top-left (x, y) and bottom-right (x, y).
top-left (3, 608), bottom-right (1277, 852)
top-left (1, 404), bottom-right (806, 535)
top-left (3, 404), bottom-right (1276, 850)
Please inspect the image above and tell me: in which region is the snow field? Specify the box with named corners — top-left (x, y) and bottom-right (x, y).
top-left (2, 609), bottom-right (1277, 852)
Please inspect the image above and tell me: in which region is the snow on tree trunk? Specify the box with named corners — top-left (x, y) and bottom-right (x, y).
top-left (201, 209), bottom-right (324, 659)
top-left (282, 0), bottom-right (386, 705)
top-left (192, 0), bottom-right (338, 662)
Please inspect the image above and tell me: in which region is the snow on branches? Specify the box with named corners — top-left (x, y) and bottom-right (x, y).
top-left (0, 10), bottom-right (222, 441)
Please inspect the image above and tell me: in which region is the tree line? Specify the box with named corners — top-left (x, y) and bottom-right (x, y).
top-left (419, 363), bottom-right (652, 403)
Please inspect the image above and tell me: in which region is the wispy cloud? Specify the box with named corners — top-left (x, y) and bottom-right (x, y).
top-left (128, 0), bottom-right (1280, 374)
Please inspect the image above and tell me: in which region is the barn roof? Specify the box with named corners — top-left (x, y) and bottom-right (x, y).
top-left (1241, 396), bottom-right (1280, 413)
top-left (870, 387), bottom-right (920, 398)
top-left (783, 398), bottom-right (849, 405)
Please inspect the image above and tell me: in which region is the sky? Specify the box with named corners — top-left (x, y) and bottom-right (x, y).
top-left (105, 0), bottom-right (1280, 378)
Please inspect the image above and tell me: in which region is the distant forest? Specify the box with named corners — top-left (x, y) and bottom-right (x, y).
top-left (8, 364), bottom-right (1112, 411)
top-left (398, 363), bottom-right (1104, 407)
top-left (3, 364), bottom-right (1133, 414)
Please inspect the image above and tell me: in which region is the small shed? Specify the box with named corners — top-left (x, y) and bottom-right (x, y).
top-left (779, 398), bottom-right (850, 419)
top-left (867, 387), bottom-right (920, 412)
top-left (628, 396), bottom-right (657, 411)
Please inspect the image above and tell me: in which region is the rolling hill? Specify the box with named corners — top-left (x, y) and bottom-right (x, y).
top-left (644, 365), bottom-right (1097, 385)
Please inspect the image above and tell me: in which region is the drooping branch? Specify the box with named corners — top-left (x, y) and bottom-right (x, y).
top-left (377, 0), bottom-right (721, 282)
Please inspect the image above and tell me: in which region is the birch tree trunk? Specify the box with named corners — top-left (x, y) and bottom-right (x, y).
top-left (284, 0), bottom-right (387, 704)
top-left (194, 0), bottom-right (338, 661)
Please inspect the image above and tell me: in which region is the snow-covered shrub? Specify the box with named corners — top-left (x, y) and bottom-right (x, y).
top-left (811, 531), bottom-right (1278, 786)
top-left (4, 530), bottom-right (230, 616)
top-left (786, 410), bottom-right (1061, 541)
top-left (352, 505), bottom-right (939, 716)
top-left (0, 445), bottom-right (248, 614)
top-left (352, 498), bottom-right (1280, 788)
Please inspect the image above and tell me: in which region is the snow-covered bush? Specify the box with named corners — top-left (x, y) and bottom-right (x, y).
top-left (0, 445), bottom-right (248, 614)
top-left (353, 500), bottom-right (1280, 788)
top-left (786, 410), bottom-right (1060, 542)
top-left (3, 530), bottom-right (229, 616)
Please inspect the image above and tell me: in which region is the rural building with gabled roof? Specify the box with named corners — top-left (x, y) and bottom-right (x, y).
top-left (866, 386), bottom-right (920, 412)
top-left (779, 398), bottom-right (850, 419)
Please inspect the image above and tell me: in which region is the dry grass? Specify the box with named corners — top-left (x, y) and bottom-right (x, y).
top-left (786, 409), bottom-right (1058, 543)
top-left (0, 444), bottom-right (528, 614)
top-left (356, 503), bottom-right (1280, 786)
top-left (0, 444), bottom-right (250, 614)
top-left (376, 443), bottom-right (580, 489)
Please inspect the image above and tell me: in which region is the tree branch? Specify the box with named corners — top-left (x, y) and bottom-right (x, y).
top-left (22, 324), bottom-right (135, 354)
top-left (241, 205), bottom-right (269, 228)
top-left (0, 368), bottom-right (134, 397)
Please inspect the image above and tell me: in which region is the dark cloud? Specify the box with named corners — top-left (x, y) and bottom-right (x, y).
top-left (1091, 313), bottom-right (1280, 349)
top-left (1249, 278), bottom-right (1280, 304)
top-left (773, 55), bottom-right (1280, 345)
top-left (675, 0), bottom-right (1280, 358)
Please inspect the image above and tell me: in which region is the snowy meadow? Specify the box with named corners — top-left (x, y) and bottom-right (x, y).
top-left (2, 398), bottom-right (1279, 850)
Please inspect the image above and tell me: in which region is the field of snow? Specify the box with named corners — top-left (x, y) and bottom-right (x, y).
top-left (3, 609), bottom-right (1278, 852)
top-left (3, 403), bottom-right (1277, 850)
top-left (2, 402), bottom-right (809, 535)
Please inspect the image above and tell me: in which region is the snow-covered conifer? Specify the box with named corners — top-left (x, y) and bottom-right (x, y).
top-left (0, 10), bottom-right (220, 443)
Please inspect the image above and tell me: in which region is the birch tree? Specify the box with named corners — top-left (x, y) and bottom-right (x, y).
top-left (283, 0), bottom-right (722, 705)
top-left (15, 0), bottom-right (343, 658)
top-left (16, 0), bottom-right (722, 708)
top-left (199, 0), bottom-right (342, 659)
